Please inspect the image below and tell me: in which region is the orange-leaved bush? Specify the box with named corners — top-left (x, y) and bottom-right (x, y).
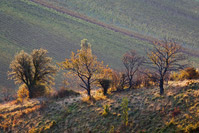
top-left (17, 84), bottom-right (29, 102)
top-left (170, 67), bottom-right (199, 81)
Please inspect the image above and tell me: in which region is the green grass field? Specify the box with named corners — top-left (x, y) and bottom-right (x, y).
top-left (43, 0), bottom-right (199, 49)
top-left (0, 0), bottom-right (152, 89)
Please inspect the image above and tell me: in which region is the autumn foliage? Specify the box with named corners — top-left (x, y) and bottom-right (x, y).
top-left (170, 67), bottom-right (199, 81)
top-left (8, 49), bottom-right (57, 98)
top-left (59, 39), bottom-right (105, 96)
top-left (17, 84), bottom-right (29, 102)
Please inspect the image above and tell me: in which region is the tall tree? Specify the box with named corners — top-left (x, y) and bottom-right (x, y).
top-left (147, 39), bottom-right (186, 95)
top-left (8, 49), bottom-right (57, 98)
top-left (122, 50), bottom-right (144, 89)
top-left (59, 39), bottom-right (104, 97)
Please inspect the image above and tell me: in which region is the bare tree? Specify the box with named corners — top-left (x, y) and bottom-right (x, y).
top-left (122, 50), bottom-right (144, 89)
top-left (147, 39), bottom-right (186, 95)
top-left (8, 49), bottom-right (57, 98)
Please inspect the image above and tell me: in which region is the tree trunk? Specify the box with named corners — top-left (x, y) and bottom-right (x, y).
top-left (28, 86), bottom-right (33, 98)
top-left (129, 80), bottom-right (133, 89)
top-left (159, 78), bottom-right (164, 95)
top-left (87, 82), bottom-right (91, 97)
top-left (103, 88), bottom-right (107, 95)
top-left (87, 88), bottom-right (91, 96)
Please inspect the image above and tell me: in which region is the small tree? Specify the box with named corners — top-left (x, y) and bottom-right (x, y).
top-left (8, 49), bottom-right (57, 98)
top-left (147, 39), bottom-right (186, 95)
top-left (99, 79), bottom-right (111, 95)
top-left (121, 97), bottom-right (129, 127)
top-left (122, 50), bottom-right (144, 89)
top-left (98, 67), bottom-right (113, 95)
top-left (59, 39), bottom-right (104, 97)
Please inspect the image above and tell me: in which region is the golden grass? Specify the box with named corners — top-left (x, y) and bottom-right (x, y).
top-left (1, 79), bottom-right (199, 132)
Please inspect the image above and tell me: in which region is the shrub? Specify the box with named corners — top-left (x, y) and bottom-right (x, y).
top-left (111, 71), bottom-right (127, 91)
top-left (178, 70), bottom-right (189, 80)
top-left (53, 87), bottom-right (80, 99)
top-left (184, 67), bottom-right (199, 79)
top-left (31, 84), bottom-right (48, 98)
top-left (99, 79), bottom-right (111, 95)
top-left (108, 126), bottom-right (115, 133)
top-left (102, 104), bottom-right (110, 117)
top-left (169, 72), bottom-right (179, 81)
top-left (17, 84), bottom-right (29, 102)
top-left (121, 97), bottom-right (130, 126)
top-left (170, 67), bottom-right (199, 81)
top-left (134, 70), bottom-right (157, 88)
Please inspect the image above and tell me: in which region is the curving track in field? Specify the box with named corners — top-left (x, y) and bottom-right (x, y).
top-left (31, 0), bottom-right (199, 57)
top-left (30, 0), bottom-right (158, 44)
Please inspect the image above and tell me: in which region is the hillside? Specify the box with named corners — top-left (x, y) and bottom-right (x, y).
top-left (37, 0), bottom-right (199, 49)
top-left (0, 0), bottom-right (199, 91)
top-left (1, 80), bottom-right (199, 132)
top-left (1, 0), bottom-right (199, 132)
top-left (0, 0), bottom-right (152, 89)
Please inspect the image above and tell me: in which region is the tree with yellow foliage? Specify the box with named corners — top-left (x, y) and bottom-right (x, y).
top-left (59, 39), bottom-right (104, 97)
top-left (8, 49), bottom-right (57, 98)
top-left (148, 39), bottom-right (186, 95)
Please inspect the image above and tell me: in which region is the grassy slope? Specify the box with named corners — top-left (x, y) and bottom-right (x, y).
top-left (0, 0), bottom-right (152, 89)
top-left (1, 81), bottom-right (199, 132)
top-left (43, 0), bottom-right (199, 49)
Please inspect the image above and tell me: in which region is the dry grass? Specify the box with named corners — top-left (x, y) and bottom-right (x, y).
top-left (1, 80), bottom-right (199, 132)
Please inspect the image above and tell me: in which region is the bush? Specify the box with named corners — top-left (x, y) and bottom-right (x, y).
top-left (134, 70), bottom-right (158, 88)
top-left (102, 104), bottom-right (110, 117)
top-left (99, 79), bottom-right (111, 95)
top-left (184, 67), bottom-right (199, 79)
top-left (53, 87), bottom-right (80, 99)
top-left (170, 67), bottom-right (199, 81)
top-left (111, 71), bottom-right (127, 91)
top-left (31, 84), bottom-right (48, 98)
top-left (17, 84), bottom-right (29, 102)
top-left (121, 97), bottom-right (130, 126)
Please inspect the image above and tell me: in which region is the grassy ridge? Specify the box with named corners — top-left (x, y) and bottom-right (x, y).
top-left (42, 0), bottom-right (199, 49)
top-left (0, 0), bottom-right (152, 89)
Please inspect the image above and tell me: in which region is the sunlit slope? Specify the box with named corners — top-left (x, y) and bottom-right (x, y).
top-left (1, 81), bottom-right (199, 132)
top-left (42, 0), bottom-right (199, 49)
top-left (0, 0), bottom-right (151, 88)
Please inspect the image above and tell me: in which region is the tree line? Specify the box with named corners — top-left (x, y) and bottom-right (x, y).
top-left (8, 38), bottom-right (186, 99)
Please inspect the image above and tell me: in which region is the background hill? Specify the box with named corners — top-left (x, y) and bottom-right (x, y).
top-left (0, 0), bottom-right (198, 90)
top-left (41, 0), bottom-right (199, 49)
